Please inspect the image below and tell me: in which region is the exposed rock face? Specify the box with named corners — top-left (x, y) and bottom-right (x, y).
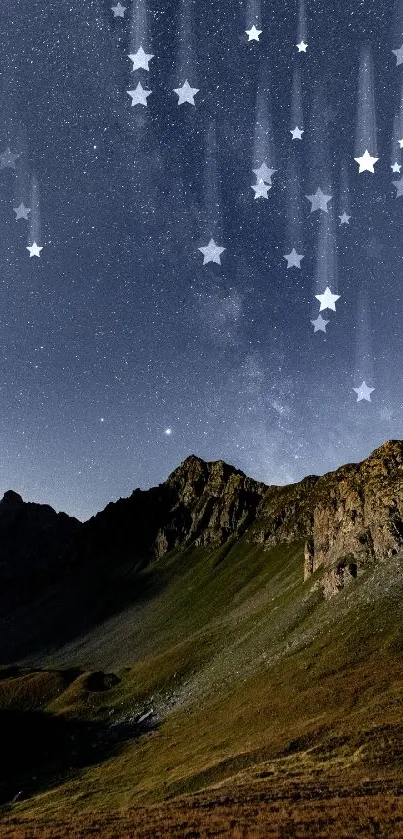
top-left (253, 440), bottom-right (403, 596)
top-left (78, 442), bottom-right (402, 597)
top-left (76, 455), bottom-right (267, 568)
top-left (310, 441), bottom-right (403, 596)
top-left (159, 456), bottom-right (267, 552)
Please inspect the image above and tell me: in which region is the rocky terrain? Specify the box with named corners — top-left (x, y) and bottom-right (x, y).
top-left (0, 440), bottom-right (402, 625)
top-left (75, 439), bottom-right (403, 591)
top-left (72, 438), bottom-right (402, 599)
top-left (0, 441), bottom-right (402, 837)
top-left (253, 439), bottom-right (403, 596)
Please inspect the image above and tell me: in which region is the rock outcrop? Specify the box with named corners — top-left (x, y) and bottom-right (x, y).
top-left (77, 442), bottom-right (403, 597)
top-left (76, 455), bottom-right (267, 568)
top-left (0, 442), bottom-right (402, 626)
top-left (252, 440), bottom-right (403, 596)
top-left (158, 455), bottom-right (267, 552)
top-left (309, 440), bottom-right (403, 596)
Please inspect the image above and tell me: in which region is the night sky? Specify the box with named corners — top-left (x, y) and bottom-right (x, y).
top-left (0, 0), bottom-right (402, 521)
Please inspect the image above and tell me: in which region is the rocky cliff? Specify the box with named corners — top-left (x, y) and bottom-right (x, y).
top-left (74, 455), bottom-right (267, 569)
top-left (252, 440), bottom-right (403, 596)
top-left (75, 441), bottom-right (403, 598)
top-left (1, 442), bottom-right (402, 614)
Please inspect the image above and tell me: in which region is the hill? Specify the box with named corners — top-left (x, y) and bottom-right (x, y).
top-left (0, 441), bottom-right (402, 837)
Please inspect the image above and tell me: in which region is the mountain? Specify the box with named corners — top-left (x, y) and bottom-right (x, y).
top-left (0, 489), bottom-right (80, 584)
top-left (0, 442), bottom-right (403, 837)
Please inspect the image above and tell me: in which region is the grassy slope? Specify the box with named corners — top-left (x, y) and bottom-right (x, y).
top-left (1, 537), bottom-right (403, 834)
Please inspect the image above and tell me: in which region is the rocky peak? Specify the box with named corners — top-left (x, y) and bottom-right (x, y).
top-left (155, 455), bottom-right (267, 555)
top-left (1, 490), bottom-right (24, 506)
top-left (77, 442), bottom-right (402, 595)
top-left (75, 455), bottom-right (267, 571)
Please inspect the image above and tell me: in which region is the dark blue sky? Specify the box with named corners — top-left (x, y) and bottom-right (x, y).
top-left (0, 0), bottom-right (402, 520)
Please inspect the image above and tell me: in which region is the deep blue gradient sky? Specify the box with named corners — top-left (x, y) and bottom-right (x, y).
top-left (0, 0), bottom-right (402, 520)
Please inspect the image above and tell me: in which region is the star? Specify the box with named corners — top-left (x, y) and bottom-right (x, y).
top-left (284, 248), bottom-right (304, 268)
top-left (353, 381), bottom-right (374, 402)
top-left (252, 163), bottom-right (276, 183)
top-left (290, 126), bottom-right (304, 140)
top-left (128, 46), bottom-right (154, 72)
top-left (391, 162), bottom-right (402, 173)
top-left (392, 44), bottom-right (403, 66)
top-left (297, 40), bottom-right (308, 52)
top-left (339, 212), bottom-right (351, 225)
top-left (399, 139), bottom-right (403, 149)
top-left (315, 287), bottom-right (340, 312)
top-left (173, 80), bottom-right (199, 106)
top-left (245, 25), bottom-right (262, 41)
top-left (27, 242), bottom-right (43, 258)
top-left (311, 314), bottom-right (329, 333)
top-left (251, 179), bottom-right (271, 199)
top-left (111, 2), bottom-right (126, 17)
top-left (164, 428), bottom-right (172, 436)
top-left (198, 238), bottom-right (226, 265)
top-left (13, 202), bottom-right (31, 221)
top-left (0, 146), bottom-right (20, 169)
top-left (392, 178), bottom-right (403, 197)
top-left (305, 188), bottom-right (332, 213)
top-left (354, 149), bottom-right (378, 173)
top-left (127, 83), bottom-right (151, 106)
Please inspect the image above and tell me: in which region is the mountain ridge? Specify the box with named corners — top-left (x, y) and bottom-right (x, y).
top-left (1, 441), bottom-right (403, 836)
top-left (1, 439), bottom-right (402, 589)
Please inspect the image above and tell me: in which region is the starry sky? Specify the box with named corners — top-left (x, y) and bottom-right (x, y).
top-left (0, 0), bottom-right (402, 521)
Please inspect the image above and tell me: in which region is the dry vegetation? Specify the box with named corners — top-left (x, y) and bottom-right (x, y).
top-left (2, 779), bottom-right (403, 838)
top-left (1, 540), bottom-right (403, 836)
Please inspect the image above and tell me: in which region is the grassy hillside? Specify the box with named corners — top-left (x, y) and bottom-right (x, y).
top-left (1, 537), bottom-right (403, 836)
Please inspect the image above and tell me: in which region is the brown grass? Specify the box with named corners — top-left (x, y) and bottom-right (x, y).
top-left (1, 776), bottom-right (403, 838)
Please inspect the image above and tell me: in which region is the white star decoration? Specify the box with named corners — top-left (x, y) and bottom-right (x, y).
top-left (353, 382), bottom-right (374, 402)
top-left (306, 188), bottom-right (332, 213)
top-left (198, 239), bottom-right (226, 265)
top-left (392, 178), bottom-right (403, 197)
top-left (339, 212), bottom-right (351, 225)
top-left (14, 202), bottom-right (31, 221)
top-left (297, 41), bottom-right (308, 52)
top-left (284, 248), bottom-right (304, 268)
top-left (311, 314), bottom-right (329, 333)
top-left (0, 146), bottom-right (20, 169)
top-left (315, 287), bottom-right (340, 312)
top-left (354, 149), bottom-right (378, 173)
top-left (252, 163), bottom-right (276, 183)
top-left (173, 80), bottom-right (199, 105)
top-left (128, 47), bottom-right (154, 72)
top-left (391, 162), bottom-right (401, 173)
top-left (392, 44), bottom-right (403, 66)
top-left (127, 83), bottom-right (151, 106)
top-left (290, 126), bottom-right (304, 140)
top-left (27, 242), bottom-right (43, 258)
top-left (111, 2), bottom-right (126, 17)
top-left (246, 25), bottom-right (262, 41)
top-left (251, 180), bottom-right (271, 199)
